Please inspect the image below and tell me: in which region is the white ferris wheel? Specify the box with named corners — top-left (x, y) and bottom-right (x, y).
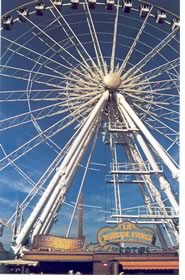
top-left (0, 0), bottom-right (180, 256)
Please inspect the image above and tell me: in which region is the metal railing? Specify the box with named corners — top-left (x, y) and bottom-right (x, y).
top-left (105, 174), bottom-right (144, 183)
top-left (110, 162), bottom-right (163, 174)
top-left (111, 206), bottom-right (177, 219)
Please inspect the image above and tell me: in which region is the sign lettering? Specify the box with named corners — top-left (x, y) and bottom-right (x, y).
top-left (120, 246), bottom-right (150, 255)
top-left (32, 235), bottom-right (85, 251)
top-left (97, 222), bottom-right (156, 246)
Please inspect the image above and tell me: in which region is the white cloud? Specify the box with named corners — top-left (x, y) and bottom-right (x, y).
top-left (0, 175), bottom-right (33, 194)
top-left (0, 197), bottom-right (13, 205)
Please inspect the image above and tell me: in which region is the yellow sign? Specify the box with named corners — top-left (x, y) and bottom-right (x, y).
top-left (32, 235), bottom-right (85, 251)
top-left (97, 222), bottom-right (156, 246)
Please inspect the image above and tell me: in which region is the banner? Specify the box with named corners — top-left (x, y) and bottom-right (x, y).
top-left (32, 235), bottom-right (85, 251)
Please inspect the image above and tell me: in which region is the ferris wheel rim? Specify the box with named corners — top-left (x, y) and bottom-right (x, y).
top-left (0, 0), bottom-right (180, 170)
top-left (0, 1), bottom-right (178, 249)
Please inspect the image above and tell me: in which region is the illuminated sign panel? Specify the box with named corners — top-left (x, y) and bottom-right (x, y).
top-left (97, 222), bottom-right (156, 246)
top-left (32, 235), bottom-right (85, 251)
top-left (32, 222), bottom-right (156, 252)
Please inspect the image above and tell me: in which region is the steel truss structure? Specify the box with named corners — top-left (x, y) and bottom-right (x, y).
top-left (0, 0), bottom-right (179, 256)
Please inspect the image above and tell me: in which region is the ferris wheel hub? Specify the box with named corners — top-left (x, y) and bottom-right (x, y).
top-left (103, 72), bottom-right (122, 90)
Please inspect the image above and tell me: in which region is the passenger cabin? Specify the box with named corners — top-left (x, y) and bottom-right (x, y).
top-left (123, 0), bottom-right (132, 13)
top-left (105, 0), bottom-right (115, 10)
top-left (53, 0), bottom-right (63, 10)
top-left (139, 4), bottom-right (149, 17)
top-left (88, 0), bottom-right (96, 9)
top-left (2, 15), bottom-right (13, 30)
top-left (71, 0), bottom-right (80, 9)
top-left (156, 10), bottom-right (167, 24)
top-left (35, 2), bottom-right (45, 16)
top-left (172, 18), bottom-right (180, 31)
top-left (18, 8), bottom-right (29, 22)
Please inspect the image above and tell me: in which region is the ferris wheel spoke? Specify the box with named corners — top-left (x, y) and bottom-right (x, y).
top-left (134, 101), bottom-right (179, 124)
top-left (118, 6), bottom-right (153, 75)
top-left (0, 101), bottom-right (68, 131)
top-left (149, 105), bottom-right (179, 123)
top-left (0, 65), bottom-right (95, 90)
top-left (0, 97), bottom-right (68, 102)
top-left (110, 0), bottom-right (120, 73)
top-left (0, 91), bottom-right (99, 102)
top-left (65, 91), bottom-right (102, 112)
top-left (149, 93), bottom-right (179, 104)
top-left (30, 16), bottom-right (81, 71)
top-left (166, 71), bottom-right (180, 95)
top-left (1, 66), bottom-right (97, 91)
top-left (0, 144), bottom-right (36, 188)
top-left (2, 35), bottom-right (87, 78)
top-left (0, 89), bottom-right (60, 96)
top-left (0, 23), bottom-right (40, 69)
top-left (144, 112), bottom-right (178, 137)
top-left (0, 64), bottom-right (65, 81)
top-left (122, 57), bottom-right (180, 86)
top-left (166, 137), bottom-right (180, 152)
top-left (132, 102), bottom-right (159, 118)
top-left (127, 88), bottom-right (179, 101)
top-left (1, 14), bottom-right (81, 74)
top-left (17, 11), bottom-right (91, 73)
top-left (83, 0), bottom-right (106, 75)
top-left (48, 8), bottom-right (92, 71)
top-left (123, 91), bottom-right (169, 106)
top-left (121, 78), bottom-right (179, 91)
top-left (70, 70), bottom-right (100, 87)
top-left (0, 118), bottom-right (69, 171)
top-left (7, 46), bottom-right (73, 83)
top-left (0, 92), bottom-right (101, 131)
top-left (3, 40), bottom-right (72, 75)
top-left (150, 78), bottom-right (179, 91)
top-left (0, 115), bottom-right (77, 171)
top-left (144, 120), bottom-right (179, 144)
top-left (122, 86), bottom-right (179, 97)
top-left (149, 91), bottom-right (175, 101)
top-left (166, 70), bottom-right (179, 79)
top-left (150, 85), bottom-right (179, 92)
top-left (0, 57), bottom-right (95, 87)
top-left (3, 40), bottom-right (99, 87)
top-left (49, 1), bottom-right (100, 78)
top-left (0, 93), bottom-right (102, 170)
top-left (32, 31), bottom-right (78, 71)
top-left (131, 111), bottom-right (179, 143)
top-left (35, 38), bottom-right (98, 86)
top-left (143, 78), bottom-right (179, 92)
top-left (146, 85), bottom-right (179, 93)
top-left (0, 89), bottom-right (79, 102)
top-left (121, 86), bottom-right (179, 96)
top-left (122, 91), bottom-right (179, 106)
top-left (0, 72), bottom-right (65, 90)
top-left (133, 103), bottom-right (179, 144)
top-left (121, 27), bottom-right (179, 80)
top-left (7, 122), bottom-right (84, 227)
top-left (143, 58), bottom-right (179, 81)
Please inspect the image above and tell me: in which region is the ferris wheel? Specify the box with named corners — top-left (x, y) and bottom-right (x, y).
top-left (0, 0), bottom-right (180, 256)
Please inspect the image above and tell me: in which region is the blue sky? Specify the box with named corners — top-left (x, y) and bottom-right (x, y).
top-left (0, 0), bottom-right (180, 251)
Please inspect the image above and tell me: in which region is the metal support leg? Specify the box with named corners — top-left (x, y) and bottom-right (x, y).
top-left (116, 93), bottom-right (179, 180)
top-left (35, 119), bottom-right (99, 236)
top-left (116, 95), bottom-right (179, 243)
top-left (12, 91), bottom-right (109, 254)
